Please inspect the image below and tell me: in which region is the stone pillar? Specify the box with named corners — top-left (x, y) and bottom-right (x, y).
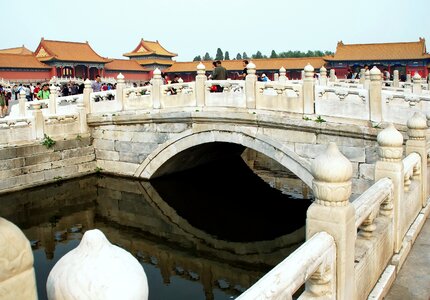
top-left (47, 229), bottom-right (148, 300)
top-left (49, 84), bottom-right (57, 114)
top-left (393, 70), bottom-right (399, 88)
top-left (306, 142), bottom-right (356, 300)
top-left (273, 73), bottom-right (279, 81)
top-left (116, 73), bottom-right (125, 111)
top-left (359, 69), bottom-right (365, 85)
top-left (406, 112), bottom-right (428, 206)
top-left (412, 72), bottom-right (422, 94)
top-left (364, 69), bottom-right (370, 90)
top-left (151, 68), bottom-right (162, 109)
top-left (245, 61), bottom-right (257, 109)
top-left (0, 217), bottom-right (37, 300)
top-left (329, 69), bottom-right (336, 82)
top-left (33, 105), bottom-right (44, 139)
top-left (19, 89), bottom-right (26, 117)
top-left (369, 66), bottom-right (382, 122)
top-left (375, 124), bottom-right (404, 253)
top-left (406, 73), bottom-right (411, 83)
top-left (319, 66), bottom-right (327, 86)
top-left (195, 62), bottom-right (206, 106)
top-left (77, 96), bottom-right (88, 134)
top-left (303, 63), bottom-right (315, 114)
top-left (83, 78), bottom-right (92, 114)
top-left (278, 67), bottom-right (287, 84)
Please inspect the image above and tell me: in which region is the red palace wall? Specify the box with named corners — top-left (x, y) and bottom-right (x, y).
top-left (0, 70), bottom-right (53, 82)
top-left (105, 71), bottom-right (151, 82)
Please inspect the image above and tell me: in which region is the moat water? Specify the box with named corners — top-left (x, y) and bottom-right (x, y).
top-left (0, 152), bottom-right (312, 300)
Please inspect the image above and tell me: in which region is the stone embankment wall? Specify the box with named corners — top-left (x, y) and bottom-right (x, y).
top-left (0, 134), bottom-right (96, 193)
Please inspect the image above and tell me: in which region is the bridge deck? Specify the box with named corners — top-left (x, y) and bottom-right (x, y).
top-left (385, 214), bottom-right (430, 300)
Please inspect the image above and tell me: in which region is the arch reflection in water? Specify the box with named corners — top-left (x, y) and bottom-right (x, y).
top-left (0, 154), bottom-right (311, 300)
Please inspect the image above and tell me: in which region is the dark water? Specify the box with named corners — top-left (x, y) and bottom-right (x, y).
top-left (0, 154), bottom-right (312, 300)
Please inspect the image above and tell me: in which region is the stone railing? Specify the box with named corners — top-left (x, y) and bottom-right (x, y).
top-left (237, 232), bottom-right (336, 299)
top-left (239, 112), bottom-right (430, 300)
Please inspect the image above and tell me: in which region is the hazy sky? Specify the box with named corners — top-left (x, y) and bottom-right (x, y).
top-left (3, 0), bottom-right (429, 62)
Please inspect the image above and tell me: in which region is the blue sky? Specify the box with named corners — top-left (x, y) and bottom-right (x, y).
top-left (2, 0), bottom-right (429, 61)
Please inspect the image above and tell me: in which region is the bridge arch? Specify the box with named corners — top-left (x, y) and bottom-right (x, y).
top-left (134, 126), bottom-right (314, 188)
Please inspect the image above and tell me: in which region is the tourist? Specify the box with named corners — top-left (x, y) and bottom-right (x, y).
top-left (261, 73), bottom-right (270, 82)
top-left (91, 75), bottom-right (102, 92)
top-left (37, 84), bottom-right (50, 100)
top-left (0, 88), bottom-right (7, 117)
top-left (33, 82), bottom-right (41, 99)
top-left (237, 60), bottom-right (249, 80)
top-left (211, 60), bottom-right (227, 92)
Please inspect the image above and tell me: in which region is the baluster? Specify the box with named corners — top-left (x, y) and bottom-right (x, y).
top-left (404, 171), bottom-right (412, 191)
top-left (358, 210), bottom-right (377, 238)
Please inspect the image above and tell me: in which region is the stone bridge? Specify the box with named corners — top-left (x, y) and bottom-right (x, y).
top-left (1, 62), bottom-right (430, 299)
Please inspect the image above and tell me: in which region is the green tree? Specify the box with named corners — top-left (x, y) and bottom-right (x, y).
top-left (215, 48), bottom-right (224, 60)
top-left (236, 53), bottom-right (242, 60)
top-left (252, 51), bottom-right (263, 59)
top-left (242, 52), bottom-right (249, 59)
top-left (224, 51), bottom-right (230, 60)
top-left (193, 55), bottom-right (202, 61)
top-left (270, 50), bottom-right (278, 58)
top-left (203, 52), bottom-right (213, 61)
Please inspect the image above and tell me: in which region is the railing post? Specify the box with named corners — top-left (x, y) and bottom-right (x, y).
top-left (83, 78), bottom-right (92, 114)
top-left (49, 84), bottom-right (57, 114)
top-left (273, 73), bottom-right (279, 81)
top-left (47, 229), bottom-right (148, 299)
top-left (406, 112), bottom-right (428, 206)
top-left (393, 70), bottom-right (400, 88)
top-left (319, 66), bottom-right (327, 86)
top-left (33, 105), bottom-right (44, 139)
top-left (19, 89), bottom-right (26, 117)
top-left (364, 69), bottom-right (370, 90)
top-left (375, 123), bottom-right (404, 253)
top-left (359, 68), bottom-right (365, 85)
top-left (303, 63), bottom-right (315, 114)
top-left (0, 217), bottom-right (38, 300)
top-left (195, 62), bottom-right (206, 106)
top-left (406, 73), bottom-right (411, 83)
top-left (306, 142), bottom-right (356, 300)
top-left (116, 73), bottom-right (125, 111)
top-left (369, 66), bottom-right (382, 122)
top-left (279, 66), bottom-right (287, 84)
top-left (76, 96), bottom-right (88, 134)
top-left (412, 72), bottom-right (422, 94)
top-left (151, 68), bottom-right (162, 109)
top-left (329, 69), bottom-right (336, 82)
top-left (245, 61), bottom-right (257, 109)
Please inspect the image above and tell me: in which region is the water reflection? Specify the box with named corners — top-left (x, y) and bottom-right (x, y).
top-left (0, 154), bottom-right (312, 300)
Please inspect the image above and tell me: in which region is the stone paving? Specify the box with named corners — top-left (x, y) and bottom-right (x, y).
top-left (386, 215), bottom-right (430, 300)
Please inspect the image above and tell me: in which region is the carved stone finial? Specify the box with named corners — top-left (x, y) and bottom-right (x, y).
top-left (311, 142), bottom-right (352, 206)
top-left (413, 72), bottom-right (421, 80)
top-left (370, 66), bottom-right (381, 81)
top-left (247, 61), bottom-right (256, 75)
top-left (84, 78), bottom-right (92, 87)
top-left (0, 217), bottom-right (37, 299)
top-left (377, 123), bottom-right (404, 161)
top-left (47, 229), bottom-right (148, 300)
top-left (116, 73), bottom-right (124, 80)
top-left (304, 63), bottom-right (314, 72)
top-left (279, 66), bottom-right (286, 74)
top-left (407, 112), bottom-right (427, 140)
top-left (197, 62), bottom-right (205, 71)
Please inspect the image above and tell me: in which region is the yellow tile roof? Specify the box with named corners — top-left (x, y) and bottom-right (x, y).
top-left (123, 39), bottom-right (177, 57)
top-left (166, 57), bottom-right (326, 72)
top-left (0, 46), bottom-right (33, 55)
top-left (136, 59), bottom-right (175, 66)
top-left (105, 59), bottom-right (149, 71)
top-left (328, 38), bottom-right (430, 61)
top-left (34, 38), bottom-right (110, 63)
top-left (0, 53), bottom-right (51, 69)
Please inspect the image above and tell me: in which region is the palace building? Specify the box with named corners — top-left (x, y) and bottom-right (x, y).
top-left (325, 38), bottom-right (430, 78)
top-left (0, 38), bottom-right (428, 84)
top-left (123, 39), bottom-right (177, 71)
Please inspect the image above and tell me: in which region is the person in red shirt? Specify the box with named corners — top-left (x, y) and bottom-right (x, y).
top-left (33, 82), bottom-right (41, 100)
